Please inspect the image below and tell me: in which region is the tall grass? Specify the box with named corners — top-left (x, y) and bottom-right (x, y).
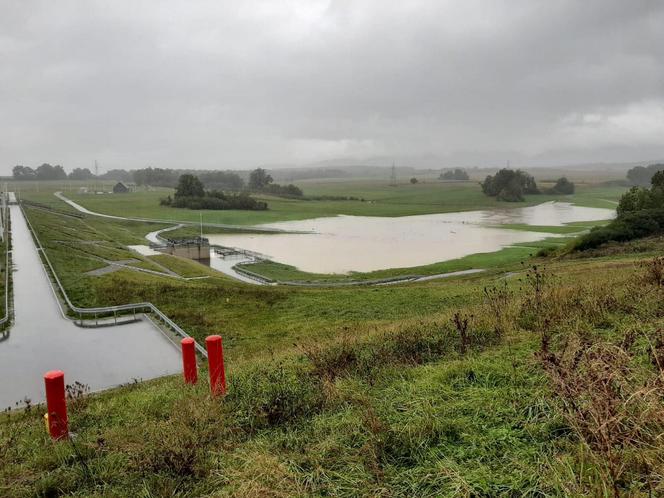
top-left (2, 248), bottom-right (664, 496)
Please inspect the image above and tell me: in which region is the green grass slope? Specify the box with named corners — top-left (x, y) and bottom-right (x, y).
top-left (2, 245), bottom-right (663, 496)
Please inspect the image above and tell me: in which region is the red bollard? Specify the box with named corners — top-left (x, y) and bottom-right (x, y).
top-left (205, 335), bottom-right (226, 396)
top-left (181, 337), bottom-right (198, 385)
top-left (44, 370), bottom-right (68, 440)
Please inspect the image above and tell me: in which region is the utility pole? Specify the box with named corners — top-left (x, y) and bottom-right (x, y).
top-left (390, 161), bottom-right (397, 186)
top-left (94, 160), bottom-right (99, 192)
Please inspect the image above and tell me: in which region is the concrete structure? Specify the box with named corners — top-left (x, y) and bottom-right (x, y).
top-left (153, 238), bottom-right (211, 262)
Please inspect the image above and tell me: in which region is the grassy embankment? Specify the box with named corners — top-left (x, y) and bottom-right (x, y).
top-left (3, 180), bottom-right (663, 495)
top-left (1, 233), bottom-right (663, 496)
top-left (16, 204), bottom-right (494, 360)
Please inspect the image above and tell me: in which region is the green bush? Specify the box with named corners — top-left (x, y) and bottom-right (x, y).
top-left (574, 209), bottom-right (664, 251)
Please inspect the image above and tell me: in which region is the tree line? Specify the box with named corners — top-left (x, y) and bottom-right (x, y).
top-left (439, 168), bottom-right (469, 181)
top-left (13, 163), bottom-right (133, 182)
top-left (12, 164), bottom-right (303, 198)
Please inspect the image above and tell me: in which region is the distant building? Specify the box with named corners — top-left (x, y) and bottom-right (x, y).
top-left (113, 182), bottom-right (129, 193)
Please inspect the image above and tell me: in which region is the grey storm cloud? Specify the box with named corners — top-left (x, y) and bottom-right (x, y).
top-left (1, 0), bottom-right (663, 173)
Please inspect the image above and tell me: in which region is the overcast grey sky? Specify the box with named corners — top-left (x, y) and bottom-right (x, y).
top-left (1, 0), bottom-right (663, 174)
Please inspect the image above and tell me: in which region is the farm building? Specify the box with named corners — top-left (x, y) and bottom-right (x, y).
top-left (113, 182), bottom-right (129, 193)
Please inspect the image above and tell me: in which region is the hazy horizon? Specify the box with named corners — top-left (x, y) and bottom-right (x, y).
top-left (2, 1), bottom-right (663, 175)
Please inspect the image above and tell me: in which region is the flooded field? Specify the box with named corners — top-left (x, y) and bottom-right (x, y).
top-left (207, 202), bottom-right (614, 274)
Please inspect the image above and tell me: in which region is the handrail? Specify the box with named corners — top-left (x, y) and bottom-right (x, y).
top-left (18, 201), bottom-right (207, 357)
top-left (0, 198), bottom-right (10, 327)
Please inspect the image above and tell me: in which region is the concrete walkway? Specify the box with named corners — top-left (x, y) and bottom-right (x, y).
top-left (0, 205), bottom-right (181, 410)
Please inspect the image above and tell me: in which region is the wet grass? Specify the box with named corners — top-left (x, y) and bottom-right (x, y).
top-left (20, 204), bottom-right (495, 360)
top-left (17, 180), bottom-right (625, 226)
top-left (2, 246), bottom-right (663, 496)
top-left (7, 184), bottom-right (664, 495)
top-left (496, 220), bottom-right (609, 234)
top-left (148, 254), bottom-right (216, 278)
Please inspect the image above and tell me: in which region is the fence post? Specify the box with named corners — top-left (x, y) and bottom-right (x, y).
top-left (181, 337), bottom-right (198, 385)
top-left (205, 335), bottom-right (226, 395)
top-left (44, 370), bottom-right (68, 440)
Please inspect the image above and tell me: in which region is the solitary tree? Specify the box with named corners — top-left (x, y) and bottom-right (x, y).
top-left (249, 168), bottom-right (273, 190)
top-left (553, 177), bottom-right (575, 195)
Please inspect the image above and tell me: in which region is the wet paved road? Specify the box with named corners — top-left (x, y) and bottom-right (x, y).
top-left (0, 205), bottom-right (181, 409)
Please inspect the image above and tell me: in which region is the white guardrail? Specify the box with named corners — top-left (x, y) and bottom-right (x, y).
top-left (19, 201), bottom-right (207, 357)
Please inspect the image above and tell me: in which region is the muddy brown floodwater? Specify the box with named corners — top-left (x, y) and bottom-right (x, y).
top-left (207, 202), bottom-right (614, 274)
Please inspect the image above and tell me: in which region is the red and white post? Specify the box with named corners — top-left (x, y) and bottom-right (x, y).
top-left (181, 337), bottom-right (198, 385)
top-left (44, 370), bottom-right (68, 440)
top-left (205, 335), bottom-right (226, 396)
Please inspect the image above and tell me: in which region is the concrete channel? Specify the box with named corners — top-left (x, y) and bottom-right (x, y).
top-left (0, 205), bottom-right (181, 410)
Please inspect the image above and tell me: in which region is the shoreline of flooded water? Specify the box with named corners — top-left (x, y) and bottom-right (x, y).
top-left (206, 202), bottom-right (614, 274)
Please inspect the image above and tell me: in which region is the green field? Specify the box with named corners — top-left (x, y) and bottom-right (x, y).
top-left (27, 180), bottom-right (624, 226)
top-left (5, 178), bottom-right (662, 496)
top-left (3, 206), bottom-right (663, 495)
top-left (13, 179), bottom-right (621, 284)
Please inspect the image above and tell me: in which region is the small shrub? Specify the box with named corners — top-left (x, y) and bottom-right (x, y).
top-left (137, 397), bottom-right (224, 477)
top-left (648, 328), bottom-right (664, 372)
top-left (65, 381), bottom-right (90, 415)
top-left (538, 332), bottom-right (664, 496)
top-left (301, 324), bottom-right (459, 382)
top-left (226, 362), bottom-right (325, 431)
top-left (483, 282), bottom-right (513, 338)
top-left (451, 312), bottom-right (472, 354)
top-left (642, 256), bottom-right (664, 287)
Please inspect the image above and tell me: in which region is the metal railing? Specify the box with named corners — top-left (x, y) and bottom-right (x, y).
top-left (19, 201), bottom-right (207, 357)
top-left (0, 199), bottom-right (10, 328)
